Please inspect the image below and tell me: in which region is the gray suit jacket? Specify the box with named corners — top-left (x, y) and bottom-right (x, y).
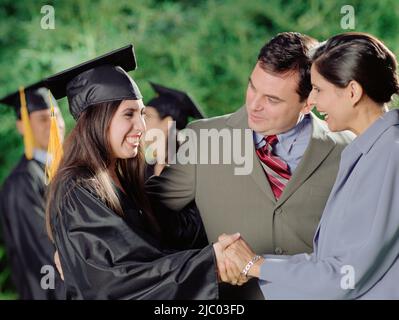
top-left (146, 106), bottom-right (354, 299)
top-left (259, 109), bottom-right (399, 299)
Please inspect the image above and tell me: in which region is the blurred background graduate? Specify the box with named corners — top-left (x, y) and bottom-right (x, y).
top-left (144, 82), bottom-right (204, 178)
top-left (144, 83), bottom-right (208, 250)
top-left (0, 83), bottom-right (66, 299)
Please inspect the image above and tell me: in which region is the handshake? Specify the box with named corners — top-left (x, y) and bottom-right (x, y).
top-left (213, 233), bottom-right (264, 286)
top-left (54, 232), bottom-right (265, 287)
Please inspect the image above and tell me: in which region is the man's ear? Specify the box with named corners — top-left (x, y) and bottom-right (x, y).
top-left (16, 119), bottom-right (24, 135)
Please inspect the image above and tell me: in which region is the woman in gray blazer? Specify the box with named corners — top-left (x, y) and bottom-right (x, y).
top-left (222, 32), bottom-right (399, 299)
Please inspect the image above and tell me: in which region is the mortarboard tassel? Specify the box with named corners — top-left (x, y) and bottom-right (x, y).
top-left (19, 86), bottom-right (35, 160)
top-left (45, 90), bottom-right (63, 184)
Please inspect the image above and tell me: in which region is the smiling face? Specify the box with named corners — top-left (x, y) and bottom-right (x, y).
top-left (108, 99), bottom-right (146, 160)
top-left (308, 64), bottom-right (355, 132)
top-left (246, 62), bottom-right (309, 136)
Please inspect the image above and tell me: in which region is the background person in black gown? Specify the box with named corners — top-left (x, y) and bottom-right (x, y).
top-left (0, 82), bottom-right (66, 300)
top-left (144, 82), bottom-right (208, 250)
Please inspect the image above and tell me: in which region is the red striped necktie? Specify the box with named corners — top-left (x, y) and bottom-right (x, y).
top-left (256, 135), bottom-right (292, 200)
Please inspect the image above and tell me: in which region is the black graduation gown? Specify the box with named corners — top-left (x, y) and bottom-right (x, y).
top-left (0, 156), bottom-right (65, 299)
top-left (51, 180), bottom-right (218, 300)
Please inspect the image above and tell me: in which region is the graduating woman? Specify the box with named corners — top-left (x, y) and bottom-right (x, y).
top-left (45, 45), bottom-right (236, 300)
top-left (222, 32), bottom-right (399, 299)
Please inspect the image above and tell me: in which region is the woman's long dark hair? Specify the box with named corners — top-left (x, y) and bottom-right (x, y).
top-left (311, 32), bottom-right (399, 104)
top-left (46, 100), bottom-right (160, 241)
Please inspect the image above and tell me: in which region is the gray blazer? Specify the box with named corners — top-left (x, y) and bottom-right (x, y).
top-left (146, 106), bottom-right (354, 299)
top-left (259, 109), bottom-right (399, 299)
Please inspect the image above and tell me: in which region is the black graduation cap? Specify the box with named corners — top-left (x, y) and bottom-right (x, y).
top-left (45, 44), bottom-right (142, 120)
top-left (0, 81), bottom-right (57, 119)
top-left (146, 82), bottom-right (204, 130)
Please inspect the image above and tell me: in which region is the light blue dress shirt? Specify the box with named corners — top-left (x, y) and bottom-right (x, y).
top-left (253, 114), bottom-right (312, 173)
top-left (33, 148), bottom-right (48, 165)
top-left (258, 109), bottom-right (399, 299)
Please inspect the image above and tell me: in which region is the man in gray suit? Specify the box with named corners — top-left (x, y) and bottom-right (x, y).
top-left (146, 32), bottom-right (354, 299)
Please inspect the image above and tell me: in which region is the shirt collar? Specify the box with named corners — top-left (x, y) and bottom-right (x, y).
top-left (33, 148), bottom-right (48, 165)
top-left (253, 113), bottom-right (311, 150)
top-left (254, 131), bottom-right (264, 147)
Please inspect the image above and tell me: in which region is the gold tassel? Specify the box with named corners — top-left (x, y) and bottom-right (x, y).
top-left (19, 87), bottom-right (35, 160)
top-left (45, 90), bottom-right (63, 184)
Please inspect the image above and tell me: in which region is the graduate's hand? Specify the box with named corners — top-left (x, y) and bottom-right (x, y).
top-left (54, 251), bottom-right (64, 281)
top-left (218, 234), bottom-right (250, 286)
top-left (225, 237), bottom-right (264, 279)
top-left (213, 233), bottom-right (241, 284)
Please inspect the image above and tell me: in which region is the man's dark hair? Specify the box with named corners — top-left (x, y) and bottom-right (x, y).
top-left (257, 32), bottom-right (318, 102)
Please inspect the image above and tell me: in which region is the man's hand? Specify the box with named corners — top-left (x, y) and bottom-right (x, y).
top-left (225, 238), bottom-right (264, 279)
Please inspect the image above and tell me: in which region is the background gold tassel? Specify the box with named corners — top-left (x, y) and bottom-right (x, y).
top-left (19, 87), bottom-right (35, 160)
top-left (45, 90), bottom-right (63, 184)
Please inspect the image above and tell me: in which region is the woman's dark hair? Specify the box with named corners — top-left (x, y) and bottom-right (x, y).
top-left (46, 101), bottom-right (160, 240)
top-left (311, 32), bottom-right (399, 104)
top-left (257, 32), bottom-right (319, 102)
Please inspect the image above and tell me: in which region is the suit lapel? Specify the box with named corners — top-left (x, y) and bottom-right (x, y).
top-left (226, 106), bottom-right (276, 203)
top-left (226, 108), bottom-right (336, 205)
top-left (277, 113), bottom-right (336, 206)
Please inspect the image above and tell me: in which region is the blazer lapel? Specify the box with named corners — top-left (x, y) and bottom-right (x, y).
top-left (226, 106), bottom-right (276, 203)
top-left (277, 113), bottom-right (336, 206)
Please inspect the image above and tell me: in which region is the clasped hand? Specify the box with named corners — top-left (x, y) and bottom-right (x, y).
top-left (213, 233), bottom-right (263, 286)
